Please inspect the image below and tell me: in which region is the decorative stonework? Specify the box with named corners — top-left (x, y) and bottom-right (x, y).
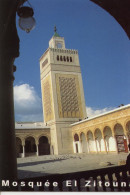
top-left (50, 48), bottom-right (78, 54)
top-left (56, 74), bottom-right (83, 118)
top-left (42, 58), bottom-right (48, 68)
top-left (42, 75), bottom-right (54, 122)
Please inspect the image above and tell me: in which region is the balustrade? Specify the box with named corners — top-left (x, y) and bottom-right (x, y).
top-left (1, 165), bottom-right (129, 191)
top-left (13, 165), bottom-right (129, 192)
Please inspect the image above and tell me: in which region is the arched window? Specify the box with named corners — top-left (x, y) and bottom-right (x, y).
top-left (63, 56), bottom-right (66, 61)
top-left (60, 56), bottom-right (63, 61)
top-left (67, 56), bottom-right (69, 62)
top-left (70, 57), bottom-right (72, 62)
top-left (57, 55), bottom-right (59, 61)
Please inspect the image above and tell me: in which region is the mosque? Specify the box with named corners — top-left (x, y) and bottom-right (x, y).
top-left (15, 29), bottom-right (130, 158)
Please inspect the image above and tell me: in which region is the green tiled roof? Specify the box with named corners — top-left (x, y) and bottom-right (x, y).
top-left (53, 32), bottom-right (60, 37)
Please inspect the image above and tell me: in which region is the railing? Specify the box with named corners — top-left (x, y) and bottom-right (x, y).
top-left (1, 165), bottom-right (130, 191)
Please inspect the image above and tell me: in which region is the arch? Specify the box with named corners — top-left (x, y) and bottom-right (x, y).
top-left (63, 56), bottom-right (66, 61)
top-left (94, 129), bottom-right (102, 152)
top-left (24, 134), bottom-right (37, 142)
top-left (60, 56), bottom-right (63, 61)
top-left (25, 136), bottom-right (36, 156)
top-left (67, 56), bottom-right (69, 62)
top-left (114, 123), bottom-right (124, 136)
top-left (74, 133), bottom-right (79, 142)
top-left (114, 123), bottom-right (127, 153)
top-left (87, 130), bottom-right (93, 140)
top-left (38, 134), bottom-right (50, 144)
top-left (103, 126), bottom-right (112, 137)
top-left (94, 128), bottom-right (106, 152)
top-left (87, 131), bottom-right (96, 153)
top-left (80, 132), bottom-right (88, 153)
top-left (38, 136), bottom-right (50, 155)
top-left (103, 126), bottom-right (116, 152)
top-left (124, 118), bottom-right (130, 130)
top-left (57, 55), bottom-right (59, 61)
top-left (16, 136), bottom-right (22, 142)
top-left (73, 133), bottom-right (80, 153)
top-left (94, 128), bottom-right (102, 139)
top-left (16, 137), bottom-right (23, 158)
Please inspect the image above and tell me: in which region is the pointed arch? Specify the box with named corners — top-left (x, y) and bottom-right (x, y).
top-left (103, 126), bottom-right (116, 152)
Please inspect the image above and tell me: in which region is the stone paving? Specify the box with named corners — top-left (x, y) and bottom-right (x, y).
top-left (17, 153), bottom-right (128, 179)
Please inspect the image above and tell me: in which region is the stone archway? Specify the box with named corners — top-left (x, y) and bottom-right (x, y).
top-left (80, 132), bottom-right (88, 153)
top-left (38, 136), bottom-right (50, 155)
top-left (94, 128), bottom-right (105, 152)
top-left (16, 137), bottom-right (22, 158)
top-left (114, 123), bottom-right (126, 153)
top-left (25, 136), bottom-right (36, 156)
top-left (87, 131), bottom-right (96, 153)
top-left (73, 133), bottom-right (80, 153)
top-left (103, 126), bottom-right (116, 152)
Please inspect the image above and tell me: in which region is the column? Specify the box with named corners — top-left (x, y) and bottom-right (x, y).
top-left (124, 134), bottom-right (129, 153)
top-left (114, 136), bottom-right (118, 154)
top-left (22, 145), bottom-right (25, 158)
top-left (86, 141), bottom-right (90, 154)
top-left (73, 142), bottom-right (76, 153)
top-left (94, 138), bottom-right (98, 153)
top-left (86, 138), bottom-right (90, 154)
top-left (111, 130), bottom-right (118, 153)
top-left (123, 127), bottom-right (129, 152)
top-left (36, 144), bottom-right (39, 156)
top-left (126, 135), bottom-right (129, 145)
top-left (78, 141), bottom-right (82, 153)
top-left (22, 140), bottom-right (25, 158)
top-left (103, 136), bottom-right (107, 154)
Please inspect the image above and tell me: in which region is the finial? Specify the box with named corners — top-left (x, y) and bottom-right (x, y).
top-left (54, 25), bottom-right (57, 33)
top-left (53, 25), bottom-right (60, 37)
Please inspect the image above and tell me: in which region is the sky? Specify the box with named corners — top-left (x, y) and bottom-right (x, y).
top-left (14, 0), bottom-right (130, 122)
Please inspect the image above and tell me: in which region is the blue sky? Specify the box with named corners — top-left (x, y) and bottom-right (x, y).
top-left (14, 0), bottom-right (130, 122)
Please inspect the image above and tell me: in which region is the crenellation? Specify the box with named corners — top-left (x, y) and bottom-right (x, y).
top-left (49, 47), bottom-right (78, 54)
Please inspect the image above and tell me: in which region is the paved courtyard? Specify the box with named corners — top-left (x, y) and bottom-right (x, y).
top-left (17, 153), bottom-right (128, 179)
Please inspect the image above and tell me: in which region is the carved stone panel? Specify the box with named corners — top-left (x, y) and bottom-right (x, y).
top-left (56, 74), bottom-right (83, 118)
top-left (42, 75), bottom-right (54, 122)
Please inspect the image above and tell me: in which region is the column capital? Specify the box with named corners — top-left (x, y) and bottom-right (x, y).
top-left (111, 130), bottom-right (115, 137)
top-left (35, 140), bottom-right (39, 145)
top-left (22, 140), bottom-right (25, 146)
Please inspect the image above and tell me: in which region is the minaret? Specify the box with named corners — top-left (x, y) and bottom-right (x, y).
top-left (40, 27), bottom-right (87, 154)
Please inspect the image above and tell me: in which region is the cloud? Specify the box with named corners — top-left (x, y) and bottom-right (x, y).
top-left (14, 84), bottom-right (43, 122)
top-left (86, 106), bottom-right (115, 118)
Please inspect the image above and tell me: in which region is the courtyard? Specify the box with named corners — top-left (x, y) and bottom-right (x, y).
top-left (17, 153), bottom-right (128, 180)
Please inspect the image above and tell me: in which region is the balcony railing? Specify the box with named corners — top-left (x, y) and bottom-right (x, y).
top-left (1, 165), bottom-right (130, 191)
